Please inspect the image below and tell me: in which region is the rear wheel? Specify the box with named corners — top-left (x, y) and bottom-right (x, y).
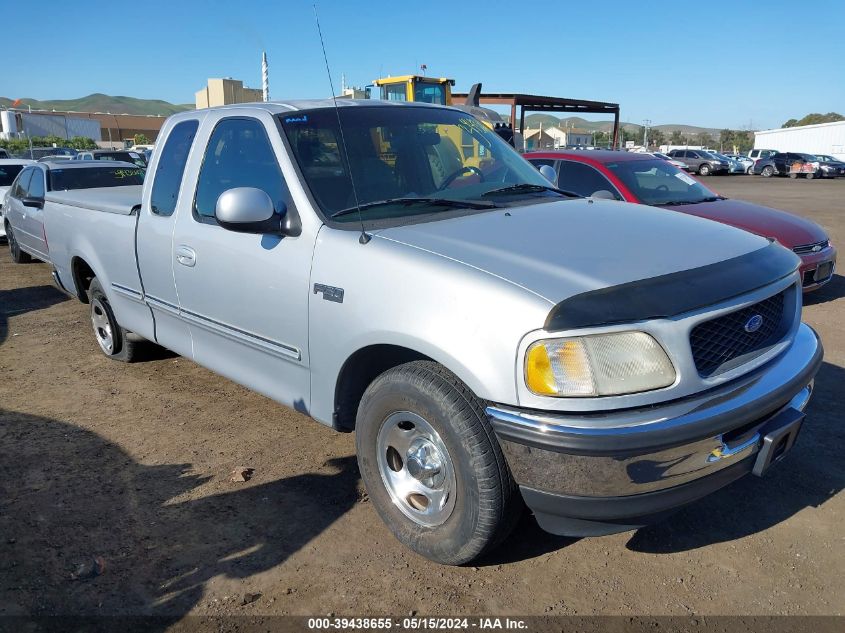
top-left (761, 165), bottom-right (774, 178)
top-left (88, 278), bottom-right (140, 362)
top-left (6, 224), bottom-right (31, 263)
top-left (789, 172), bottom-right (799, 179)
top-left (355, 361), bottom-right (521, 565)
top-left (698, 163), bottom-right (711, 176)
top-left (805, 171), bottom-right (815, 180)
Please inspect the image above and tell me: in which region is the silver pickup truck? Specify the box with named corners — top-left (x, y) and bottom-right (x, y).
top-left (40, 100), bottom-right (822, 565)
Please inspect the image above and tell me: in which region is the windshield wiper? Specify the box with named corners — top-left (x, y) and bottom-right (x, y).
top-left (480, 183), bottom-right (581, 198)
top-left (331, 197), bottom-right (498, 219)
top-left (656, 196), bottom-right (726, 206)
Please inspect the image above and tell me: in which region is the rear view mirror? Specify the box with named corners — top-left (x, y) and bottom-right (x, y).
top-left (590, 190), bottom-right (617, 200)
top-left (215, 187), bottom-right (299, 236)
top-left (538, 165), bottom-right (557, 184)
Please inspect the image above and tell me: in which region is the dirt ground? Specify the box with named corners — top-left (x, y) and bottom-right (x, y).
top-left (1, 176), bottom-right (843, 621)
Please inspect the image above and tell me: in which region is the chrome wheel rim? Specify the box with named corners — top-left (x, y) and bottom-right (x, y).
top-left (91, 297), bottom-right (114, 354)
top-left (376, 411), bottom-right (456, 527)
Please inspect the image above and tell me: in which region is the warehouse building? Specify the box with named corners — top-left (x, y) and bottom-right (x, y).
top-left (0, 109), bottom-right (168, 145)
top-left (195, 78), bottom-right (263, 109)
top-left (754, 120), bottom-right (845, 160)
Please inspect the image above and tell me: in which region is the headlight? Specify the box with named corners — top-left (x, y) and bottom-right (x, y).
top-left (525, 332), bottom-right (676, 397)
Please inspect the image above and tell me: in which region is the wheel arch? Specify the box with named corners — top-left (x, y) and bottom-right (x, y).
top-left (333, 343), bottom-right (432, 431)
top-left (70, 255), bottom-right (97, 303)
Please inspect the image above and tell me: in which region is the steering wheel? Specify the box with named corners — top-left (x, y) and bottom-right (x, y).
top-left (437, 165), bottom-right (485, 190)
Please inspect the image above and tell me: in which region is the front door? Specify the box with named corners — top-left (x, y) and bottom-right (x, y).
top-left (171, 113), bottom-right (315, 412)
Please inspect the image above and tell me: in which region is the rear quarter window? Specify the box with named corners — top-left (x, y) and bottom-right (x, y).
top-left (150, 119), bottom-right (200, 216)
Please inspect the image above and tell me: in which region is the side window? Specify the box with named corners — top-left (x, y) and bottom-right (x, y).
top-left (150, 119), bottom-right (199, 216)
top-left (28, 169), bottom-right (45, 198)
top-left (557, 161), bottom-right (619, 198)
top-left (194, 117), bottom-right (286, 221)
top-left (12, 168), bottom-right (34, 198)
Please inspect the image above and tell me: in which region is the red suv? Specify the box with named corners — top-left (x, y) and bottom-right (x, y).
top-left (526, 150), bottom-right (836, 292)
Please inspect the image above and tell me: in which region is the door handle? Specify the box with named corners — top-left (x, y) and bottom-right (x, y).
top-left (175, 245), bottom-right (196, 267)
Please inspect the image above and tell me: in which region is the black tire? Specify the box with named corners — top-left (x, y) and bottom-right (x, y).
top-left (355, 360), bottom-right (522, 565)
top-left (698, 163), bottom-right (711, 176)
top-left (805, 171), bottom-right (815, 180)
top-left (789, 172), bottom-right (799, 179)
top-left (761, 165), bottom-right (774, 178)
top-left (6, 224), bottom-right (32, 263)
top-left (87, 278), bottom-right (140, 362)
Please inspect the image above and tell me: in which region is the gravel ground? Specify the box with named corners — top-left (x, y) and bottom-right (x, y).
top-left (0, 175), bottom-right (842, 620)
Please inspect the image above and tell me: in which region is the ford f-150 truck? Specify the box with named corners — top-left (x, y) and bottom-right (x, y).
top-left (39, 100), bottom-right (822, 565)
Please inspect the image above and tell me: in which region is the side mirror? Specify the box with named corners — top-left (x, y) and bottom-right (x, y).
top-left (214, 187), bottom-right (300, 236)
top-left (590, 190), bottom-right (617, 200)
top-left (538, 164), bottom-right (557, 184)
top-left (22, 196), bottom-right (44, 209)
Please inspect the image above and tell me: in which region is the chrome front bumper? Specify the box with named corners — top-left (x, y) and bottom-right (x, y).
top-left (487, 323), bottom-right (822, 533)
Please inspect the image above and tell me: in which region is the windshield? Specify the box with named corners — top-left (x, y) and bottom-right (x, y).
top-left (281, 106), bottom-right (552, 223)
top-left (605, 158), bottom-right (720, 206)
top-left (48, 165), bottom-right (145, 191)
top-left (0, 164), bottom-right (26, 187)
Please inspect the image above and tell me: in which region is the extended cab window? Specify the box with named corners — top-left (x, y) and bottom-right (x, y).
top-left (194, 118), bottom-right (287, 220)
top-left (150, 119), bottom-right (199, 216)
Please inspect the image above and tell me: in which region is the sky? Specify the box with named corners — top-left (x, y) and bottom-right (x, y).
top-left (3, 0), bottom-right (843, 130)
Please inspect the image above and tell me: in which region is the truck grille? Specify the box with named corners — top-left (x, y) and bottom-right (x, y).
top-left (690, 291), bottom-right (787, 377)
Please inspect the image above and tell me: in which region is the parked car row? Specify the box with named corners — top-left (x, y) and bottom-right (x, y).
top-left (0, 100), bottom-right (830, 566)
top-left (752, 151), bottom-right (845, 179)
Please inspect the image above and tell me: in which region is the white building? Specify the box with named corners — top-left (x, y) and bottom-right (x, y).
top-left (754, 120), bottom-right (845, 160)
top-left (523, 126), bottom-right (594, 150)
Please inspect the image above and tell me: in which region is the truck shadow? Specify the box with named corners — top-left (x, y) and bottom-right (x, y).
top-left (625, 360), bottom-right (844, 554)
top-left (0, 409), bottom-right (360, 621)
top-left (0, 284), bottom-right (68, 346)
top-left (803, 273), bottom-right (845, 306)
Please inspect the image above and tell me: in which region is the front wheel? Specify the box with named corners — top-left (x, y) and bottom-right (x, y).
top-left (355, 361), bottom-right (521, 565)
top-left (698, 163), bottom-right (711, 176)
top-left (805, 171), bottom-right (815, 180)
top-left (6, 224), bottom-right (31, 263)
top-left (88, 278), bottom-right (140, 362)
top-left (761, 165), bottom-right (774, 177)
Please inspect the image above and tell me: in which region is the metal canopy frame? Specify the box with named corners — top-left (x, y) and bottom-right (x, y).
top-left (451, 92), bottom-right (620, 148)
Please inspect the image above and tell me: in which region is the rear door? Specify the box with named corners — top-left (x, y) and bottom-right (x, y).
top-left (136, 117), bottom-right (202, 357)
top-left (170, 112), bottom-right (314, 412)
top-left (22, 166), bottom-right (49, 260)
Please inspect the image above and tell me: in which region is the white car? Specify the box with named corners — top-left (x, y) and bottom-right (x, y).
top-left (652, 152), bottom-right (688, 170)
top-left (0, 159), bottom-right (36, 240)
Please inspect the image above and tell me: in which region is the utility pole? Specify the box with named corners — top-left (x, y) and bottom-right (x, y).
top-left (643, 119), bottom-right (651, 148)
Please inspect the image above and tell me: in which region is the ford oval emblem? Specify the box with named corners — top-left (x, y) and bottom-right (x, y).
top-left (811, 244), bottom-right (822, 252)
top-left (744, 314), bottom-right (764, 333)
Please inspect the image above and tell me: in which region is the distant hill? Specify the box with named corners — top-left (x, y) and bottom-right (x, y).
top-left (523, 113), bottom-right (720, 136)
top-left (0, 93), bottom-right (193, 116)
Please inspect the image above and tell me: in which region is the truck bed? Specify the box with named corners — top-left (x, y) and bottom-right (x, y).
top-left (45, 185), bottom-right (142, 215)
top-left (44, 184), bottom-right (152, 340)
